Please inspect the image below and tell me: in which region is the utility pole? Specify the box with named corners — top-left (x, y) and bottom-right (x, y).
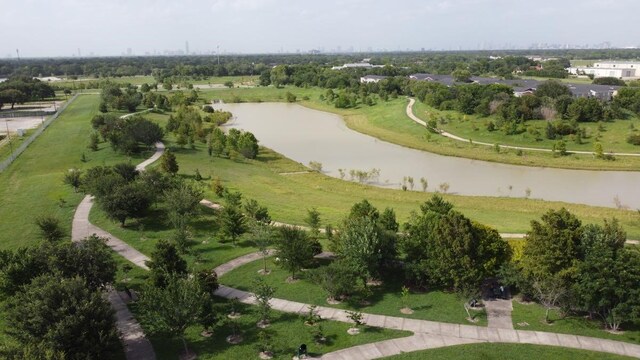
top-left (15, 49), bottom-right (20, 64)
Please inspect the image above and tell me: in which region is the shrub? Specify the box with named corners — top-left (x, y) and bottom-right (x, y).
top-left (627, 133), bottom-right (640, 146)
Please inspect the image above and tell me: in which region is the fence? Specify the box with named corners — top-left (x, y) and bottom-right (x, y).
top-left (0, 94), bottom-right (79, 173)
top-left (0, 110), bottom-right (56, 119)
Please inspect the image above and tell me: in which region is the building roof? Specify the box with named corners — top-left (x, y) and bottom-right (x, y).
top-left (361, 75), bottom-right (388, 80)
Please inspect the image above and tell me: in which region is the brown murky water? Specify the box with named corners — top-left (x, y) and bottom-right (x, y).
top-left (219, 102), bottom-right (640, 209)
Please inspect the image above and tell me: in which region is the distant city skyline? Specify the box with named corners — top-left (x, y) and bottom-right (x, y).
top-left (1, 0), bottom-right (639, 58)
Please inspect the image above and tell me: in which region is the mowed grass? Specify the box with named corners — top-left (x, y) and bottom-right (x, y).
top-left (130, 298), bottom-right (411, 360)
top-left (220, 257), bottom-right (488, 326)
top-left (0, 95), bottom-right (152, 251)
top-left (413, 101), bottom-right (640, 154)
top-left (381, 343), bottom-right (635, 360)
top-left (511, 301), bottom-right (640, 344)
top-left (166, 140), bottom-right (640, 238)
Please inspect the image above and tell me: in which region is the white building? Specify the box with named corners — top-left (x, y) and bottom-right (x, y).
top-left (360, 75), bottom-right (387, 83)
top-left (568, 60), bottom-right (640, 79)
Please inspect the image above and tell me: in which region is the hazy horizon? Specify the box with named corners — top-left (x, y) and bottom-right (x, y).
top-left (2, 0), bottom-right (639, 58)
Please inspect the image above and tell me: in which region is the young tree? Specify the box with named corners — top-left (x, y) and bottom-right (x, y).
top-left (274, 226), bottom-right (314, 280)
top-left (139, 276), bottom-right (208, 358)
top-left (304, 208), bottom-right (321, 238)
top-left (5, 275), bottom-right (119, 359)
top-left (252, 277), bottom-right (275, 326)
top-left (219, 204), bottom-right (246, 246)
top-left (34, 215), bottom-right (65, 242)
top-left (244, 199), bottom-right (271, 224)
top-left (145, 240), bottom-right (188, 288)
top-left (161, 148), bottom-right (179, 175)
top-left (164, 181), bottom-right (203, 250)
top-left (250, 221), bottom-right (273, 274)
top-left (310, 259), bottom-right (361, 302)
top-left (532, 275), bottom-right (567, 323)
top-left (63, 168), bottom-right (82, 192)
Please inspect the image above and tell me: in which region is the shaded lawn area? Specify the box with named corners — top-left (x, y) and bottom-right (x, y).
top-left (220, 257), bottom-right (487, 327)
top-left (130, 298), bottom-right (410, 360)
top-left (381, 343), bottom-right (636, 360)
top-left (512, 301), bottom-right (640, 344)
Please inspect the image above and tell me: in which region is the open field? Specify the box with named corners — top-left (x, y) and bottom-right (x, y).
top-left (381, 343), bottom-right (635, 360)
top-left (220, 256), bottom-right (488, 326)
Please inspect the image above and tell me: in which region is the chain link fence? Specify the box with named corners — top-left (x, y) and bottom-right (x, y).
top-left (0, 94), bottom-right (79, 173)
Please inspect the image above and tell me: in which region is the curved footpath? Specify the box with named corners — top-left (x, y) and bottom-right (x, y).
top-left (70, 141), bottom-right (164, 360)
top-left (70, 143), bottom-right (640, 359)
top-left (406, 98), bottom-right (640, 157)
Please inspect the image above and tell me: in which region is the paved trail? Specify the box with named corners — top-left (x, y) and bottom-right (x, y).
top-left (406, 98), bottom-right (640, 157)
top-left (70, 139), bottom-right (163, 360)
top-left (212, 252), bottom-right (640, 359)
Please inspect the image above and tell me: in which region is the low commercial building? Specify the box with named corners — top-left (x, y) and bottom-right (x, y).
top-left (567, 60), bottom-right (640, 79)
top-left (360, 75), bottom-right (387, 83)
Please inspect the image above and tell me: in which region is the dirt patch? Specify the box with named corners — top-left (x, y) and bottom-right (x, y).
top-left (347, 328), bottom-right (360, 335)
top-left (256, 320), bottom-right (271, 329)
top-left (258, 351), bottom-right (273, 359)
top-left (257, 269), bottom-right (271, 275)
top-left (326, 297), bottom-right (341, 305)
top-left (285, 276), bottom-right (299, 284)
top-left (226, 334), bottom-right (244, 344)
top-left (227, 312), bottom-right (241, 319)
top-left (400, 307), bottom-right (414, 315)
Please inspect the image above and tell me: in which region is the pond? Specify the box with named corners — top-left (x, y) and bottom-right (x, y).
top-left (219, 102), bottom-right (640, 209)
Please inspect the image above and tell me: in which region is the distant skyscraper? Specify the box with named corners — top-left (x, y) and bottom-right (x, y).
top-left (185, 41), bottom-right (189, 55)
top-left (127, 47), bottom-right (132, 56)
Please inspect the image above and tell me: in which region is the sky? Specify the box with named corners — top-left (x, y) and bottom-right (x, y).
top-left (1, 0), bottom-right (639, 58)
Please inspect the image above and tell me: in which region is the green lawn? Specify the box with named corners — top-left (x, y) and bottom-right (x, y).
top-left (0, 95), bottom-right (153, 251)
top-left (131, 298), bottom-right (410, 360)
top-left (55, 75), bottom-right (259, 89)
top-left (221, 256), bottom-right (487, 326)
top-left (511, 301), bottom-right (640, 344)
top-left (381, 343), bottom-right (635, 360)
top-left (413, 101), bottom-right (640, 154)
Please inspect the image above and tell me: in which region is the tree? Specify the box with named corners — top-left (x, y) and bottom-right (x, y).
top-left (573, 222), bottom-right (640, 331)
top-left (146, 240), bottom-right (188, 288)
top-left (520, 208), bottom-right (582, 283)
top-left (48, 235), bottom-right (117, 290)
top-left (310, 259), bottom-right (361, 301)
top-left (139, 276), bottom-right (208, 358)
top-left (99, 181), bottom-right (151, 226)
top-left (337, 215), bottom-right (389, 285)
top-left (532, 275), bottom-right (567, 323)
top-left (250, 221), bottom-right (274, 274)
top-left (452, 69), bottom-right (471, 82)
top-left (63, 168), bottom-right (82, 192)
top-left (253, 277), bottom-right (275, 326)
top-left (594, 142), bottom-right (604, 159)
top-left (161, 148), bottom-right (179, 175)
top-left (34, 215), bottom-right (65, 242)
top-left (274, 226), bottom-right (314, 280)
top-left (567, 97), bottom-right (604, 122)
top-left (304, 208), bottom-right (321, 238)
top-left (5, 275), bottom-right (119, 359)
top-left (164, 181), bottom-right (203, 250)
top-left (219, 203), bottom-right (246, 246)
top-left (0, 89), bottom-right (27, 109)
top-left (244, 199), bottom-right (271, 224)
top-left (535, 80), bottom-right (571, 99)
top-left (402, 195), bottom-right (509, 290)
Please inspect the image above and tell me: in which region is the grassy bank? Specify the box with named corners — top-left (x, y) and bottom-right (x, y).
top-left (381, 343), bottom-right (635, 360)
top-left (196, 86), bottom-right (640, 170)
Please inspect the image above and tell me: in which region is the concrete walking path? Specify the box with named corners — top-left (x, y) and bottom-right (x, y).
top-left (70, 141), bottom-right (164, 360)
top-left (484, 298), bottom-right (514, 330)
top-left (406, 98), bottom-right (640, 157)
top-left (214, 251), bottom-right (640, 359)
